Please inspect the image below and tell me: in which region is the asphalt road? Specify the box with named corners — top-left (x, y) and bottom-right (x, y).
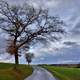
top-left (24, 66), bottom-right (57, 80)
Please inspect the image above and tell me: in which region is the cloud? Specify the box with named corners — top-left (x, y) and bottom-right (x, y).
top-left (0, 53), bottom-right (14, 63)
top-left (5, 0), bottom-right (59, 8)
top-left (32, 0), bottom-right (59, 8)
top-left (0, 59), bottom-right (14, 63)
top-left (5, 0), bottom-right (25, 5)
top-left (56, 60), bottom-right (80, 64)
top-left (0, 0), bottom-right (80, 64)
top-left (63, 41), bottom-right (78, 46)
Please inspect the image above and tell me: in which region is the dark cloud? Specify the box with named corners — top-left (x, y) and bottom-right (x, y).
top-left (63, 41), bottom-right (78, 46)
top-left (5, 0), bottom-right (25, 5)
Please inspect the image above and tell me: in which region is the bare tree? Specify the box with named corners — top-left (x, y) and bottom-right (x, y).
top-left (0, 0), bottom-right (65, 65)
top-left (25, 53), bottom-right (34, 65)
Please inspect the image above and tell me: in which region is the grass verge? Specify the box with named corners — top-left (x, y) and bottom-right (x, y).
top-left (0, 63), bottom-right (33, 80)
top-left (43, 65), bottom-right (80, 80)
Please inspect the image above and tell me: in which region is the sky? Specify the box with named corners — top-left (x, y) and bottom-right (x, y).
top-left (0, 0), bottom-right (80, 64)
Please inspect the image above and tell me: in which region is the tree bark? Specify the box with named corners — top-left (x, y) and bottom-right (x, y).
top-left (15, 52), bottom-right (19, 65)
top-left (13, 35), bottom-right (19, 65)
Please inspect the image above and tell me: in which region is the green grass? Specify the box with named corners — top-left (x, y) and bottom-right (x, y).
top-left (0, 63), bottom-right (33, 80)
top-left (43, 65), bottom-right (80, 80)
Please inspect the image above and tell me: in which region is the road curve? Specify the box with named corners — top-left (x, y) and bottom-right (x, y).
top-left (24, 66), bottom-right (57, 80)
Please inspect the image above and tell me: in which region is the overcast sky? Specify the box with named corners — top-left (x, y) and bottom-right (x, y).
top-left (0, 0), bottom-right (80, 64)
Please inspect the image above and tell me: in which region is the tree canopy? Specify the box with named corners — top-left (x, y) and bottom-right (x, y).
top-left (0, 0), bottom-right (65, 64)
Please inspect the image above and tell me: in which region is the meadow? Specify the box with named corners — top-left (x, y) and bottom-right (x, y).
top-left (43, 65), bottom-right (80, 80)
top-left (0, 63), bottom-right (33, 80)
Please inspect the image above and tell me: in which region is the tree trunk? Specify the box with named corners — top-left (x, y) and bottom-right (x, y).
top-left (14, 50), bottom-right (19, 69)
top-left (15, 52), bottom-right (19, 65)
top-left (13, 38), bottom-right (19, 65)
top-left (13, 37), bottom-right (19, 67)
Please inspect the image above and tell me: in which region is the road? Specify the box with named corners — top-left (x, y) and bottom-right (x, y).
top-left (24, 66), bottom-right (57, 80)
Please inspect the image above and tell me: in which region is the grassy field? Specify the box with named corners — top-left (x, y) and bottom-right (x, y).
top-left (43, 65), bottom-right (80, 80)
top-left (0, 63), bottom-right (33, 80)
